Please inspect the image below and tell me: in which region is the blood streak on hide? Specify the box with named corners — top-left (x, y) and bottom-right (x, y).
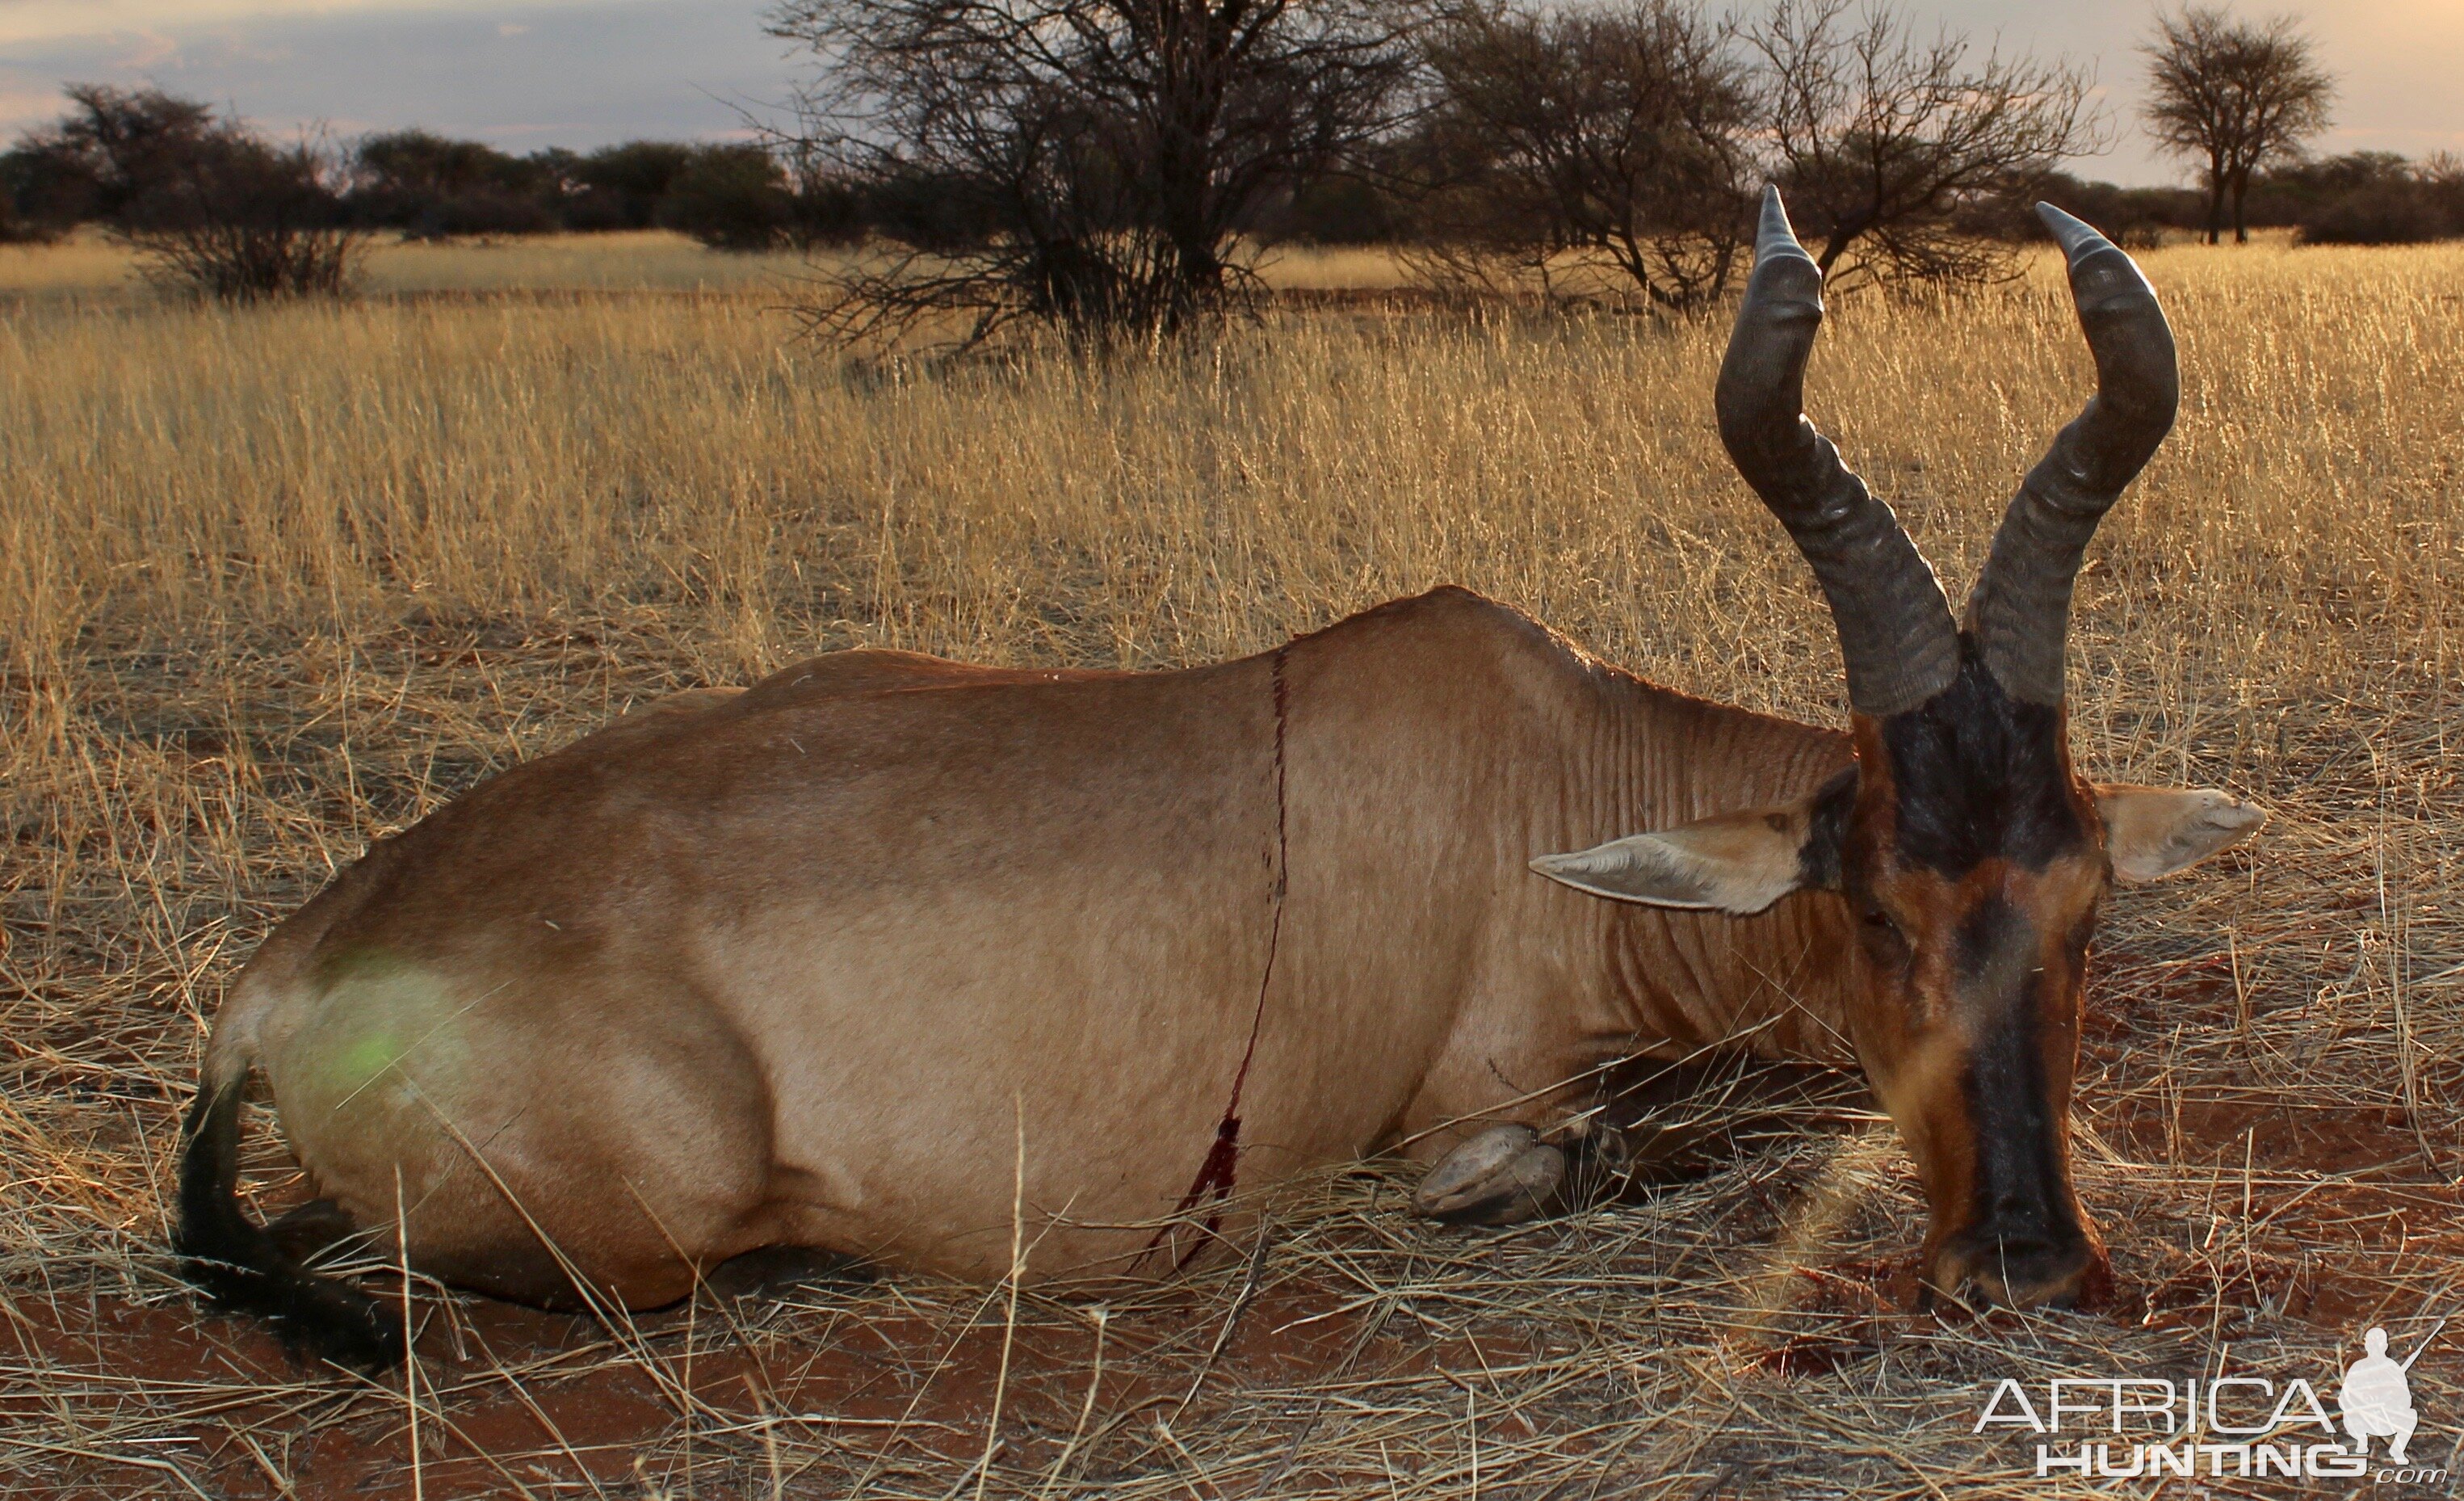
top-left (1144, 645), bottom-right (1290, 1269)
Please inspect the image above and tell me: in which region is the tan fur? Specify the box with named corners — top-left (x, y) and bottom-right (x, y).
top-left (204, 588), bottom-right (1861, 1302)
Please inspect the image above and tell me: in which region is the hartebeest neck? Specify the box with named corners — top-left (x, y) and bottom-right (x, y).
top-left (1569, 664), bottom-right (1862, 1065)
top-left (1278, 588), bottom-right (1862, 1093)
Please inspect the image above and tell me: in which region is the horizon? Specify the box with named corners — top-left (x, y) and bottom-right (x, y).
top-left (3, 2), bottom-right (2461, 189)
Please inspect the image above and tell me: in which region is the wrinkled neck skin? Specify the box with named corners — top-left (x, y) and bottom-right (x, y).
top-left (1281, 595), bottom-right (1868, 1153)
top-left (1396, 633), bottom-right (1863, 1142)
top-left (1580, 673), bottom-right (1862, 1065)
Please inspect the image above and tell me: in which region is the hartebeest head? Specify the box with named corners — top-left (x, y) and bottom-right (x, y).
top-left (1533, 189), bottom-right (2263, 1308)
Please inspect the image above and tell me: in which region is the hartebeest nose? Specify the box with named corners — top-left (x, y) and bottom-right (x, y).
top-left (1929, 1213), bottom-right (2094, 1309)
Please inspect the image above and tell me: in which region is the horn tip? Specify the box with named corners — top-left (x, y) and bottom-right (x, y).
top-left (2034, 202), bottom-right (2112, 262)
top-left (1755, 185), bottom-right (1811, 266)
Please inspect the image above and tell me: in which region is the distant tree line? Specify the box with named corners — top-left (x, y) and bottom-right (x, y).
top-left (0, 89), bottom-right (856, 258)
top-left (2, 2), bottom-right (2453, 315)
top-left (762, 0), bottom-right (2125, 342)
top-left (1963, 155), bottom-right (2464, 250)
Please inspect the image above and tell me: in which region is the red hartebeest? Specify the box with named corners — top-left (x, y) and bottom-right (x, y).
top-left (178, 193), bottom-right (2262, 1364)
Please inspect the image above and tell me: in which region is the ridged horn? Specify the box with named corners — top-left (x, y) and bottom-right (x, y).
top-left (1965, 204), bottom-right (2180, 704)
top-left (1715, 187), bottom-right (1959, 719)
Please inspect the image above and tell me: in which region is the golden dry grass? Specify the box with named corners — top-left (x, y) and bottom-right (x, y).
top-left (0, 229), bottom-right (1412, 305)
top-left (2, 233), bottom-right (2461, 1496)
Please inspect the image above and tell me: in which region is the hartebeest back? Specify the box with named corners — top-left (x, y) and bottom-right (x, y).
top-left (178, 191), bottom-right (2261, 1364)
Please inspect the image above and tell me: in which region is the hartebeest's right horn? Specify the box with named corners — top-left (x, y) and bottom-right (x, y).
top-left (1716, 187), bottom-right (1958, 719)
top-left (1966, 204), bottom-right (2179, 705)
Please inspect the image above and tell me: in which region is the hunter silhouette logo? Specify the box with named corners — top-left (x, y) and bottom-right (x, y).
top-left (2340, 1323), bottom-right (2434, 1464)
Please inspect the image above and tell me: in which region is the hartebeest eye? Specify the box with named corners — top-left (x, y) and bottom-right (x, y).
top-left (1857, 902), bottom-right (1911, 965)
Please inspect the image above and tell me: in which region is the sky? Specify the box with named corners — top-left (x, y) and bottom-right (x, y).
top-left (2, 1), bottom-right (2460, 186)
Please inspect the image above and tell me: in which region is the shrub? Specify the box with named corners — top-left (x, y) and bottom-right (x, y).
top-left (1955, 174), bottom-right (2204, 249)
top-left (0, 142), bottom-right (87, 242)
top-left (351, 129), bottom-right (560, 238)
top-left (657, 145), bottom-right (797, 250)
top-left (2289, 154), bottom-right (2464, 245)
top-left (2297, 183), bottom-right (2450, 244)
top-left (567, 141), bottom-right (698, 230)
top-left (123, 134), bottom-right (366, 301)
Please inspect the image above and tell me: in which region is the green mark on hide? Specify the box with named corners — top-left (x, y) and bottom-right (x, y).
top-left (301, 948), bottom-right (491, 1112)
top-left (334, 1031), bottom-right (406, 1093)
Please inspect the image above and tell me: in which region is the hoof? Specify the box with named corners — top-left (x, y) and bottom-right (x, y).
top-left (1570, 1117), bottom-right (1636, 1174)
top-left (1414, 1124), bottom-right (1567, 1226)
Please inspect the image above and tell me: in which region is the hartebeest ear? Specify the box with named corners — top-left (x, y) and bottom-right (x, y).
top-left (1530, 797), bottom-right (1838, 915)
top-left (2094, 785), bottom-right (2266, 883)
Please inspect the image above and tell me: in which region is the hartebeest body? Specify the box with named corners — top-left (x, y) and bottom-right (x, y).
top-left (179, 196), bottom-right (2262, 1364)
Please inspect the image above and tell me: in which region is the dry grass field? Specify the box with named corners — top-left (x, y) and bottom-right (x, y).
top-left (0, 230), bottom-right (1414, 305)
top-left (2, 229), bottom-right (2461, 1497)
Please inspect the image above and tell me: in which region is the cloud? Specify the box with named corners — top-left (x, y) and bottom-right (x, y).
top-left (498, 22), bottom-right (531, 36)
top-left (111, 27), bottom-right (181, 69)
top-left (199, 35), bottom-right (300, 65)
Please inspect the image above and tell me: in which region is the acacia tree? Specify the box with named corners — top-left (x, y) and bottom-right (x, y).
top-left (1413, 0), bottom-right (1751, 310)
top-left (767, 0), bottom-right (1417, 346)
top-left (1743, 0), bottom-right (2098, 291)
top-left (2142, 5), bottom-right (2333, 245)
top-left (7, 86), bottom-right (360, 300)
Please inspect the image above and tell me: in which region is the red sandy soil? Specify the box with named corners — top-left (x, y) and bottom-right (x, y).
top-left (5, 1258), bottom-right (1419, 1498)
top-left (8, 969), bottom-right (2449, 1498)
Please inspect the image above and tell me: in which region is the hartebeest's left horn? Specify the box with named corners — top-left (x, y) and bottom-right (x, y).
top-left (1966, 204), bottom-right (2180, 705)
top-left (1717, 187), bottom-right (1959, 718)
